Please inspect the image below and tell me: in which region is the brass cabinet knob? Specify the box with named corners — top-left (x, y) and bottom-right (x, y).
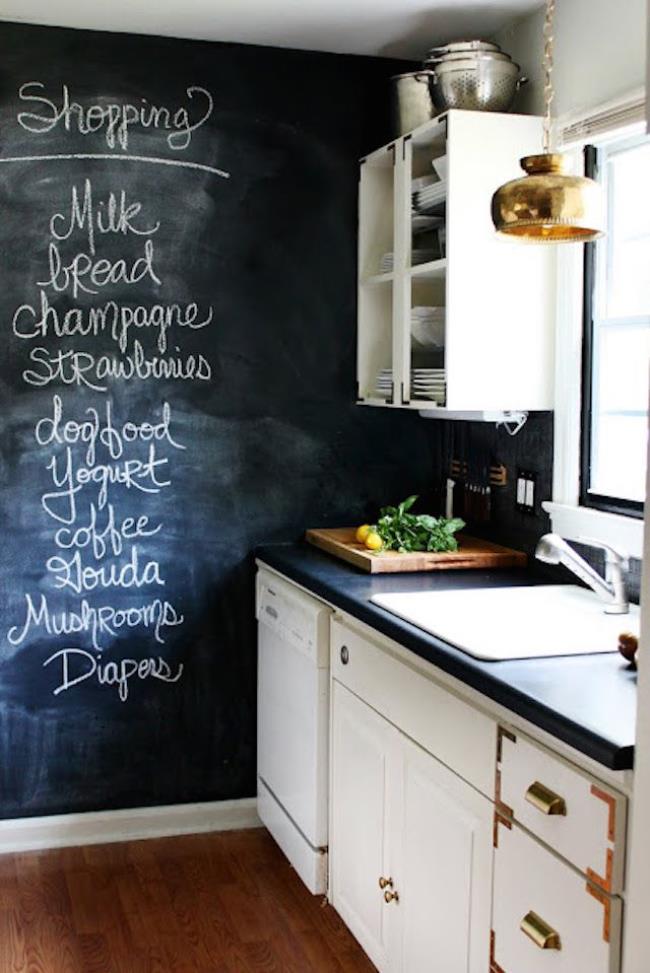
top-left (378, 876), bottom-right (393, 890)
top-left (525, 781), bottom-right (567, 816)
top-left (383, 889), bottom-right (399, 904)
top-left (520, 911), bottom-right (561, 950)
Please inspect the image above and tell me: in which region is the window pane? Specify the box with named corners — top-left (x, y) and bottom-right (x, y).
top-left (594, 325), bottom-right (650, 414)
top-left (590, 414), bottom-right (648, 503)
top-left (585, 135), bottom-right (650, 509)
top-left (605, 143), bottom-right (650, 319)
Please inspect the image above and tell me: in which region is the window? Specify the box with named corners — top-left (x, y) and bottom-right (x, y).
top-left (581, 133), bottom-right (650, 518)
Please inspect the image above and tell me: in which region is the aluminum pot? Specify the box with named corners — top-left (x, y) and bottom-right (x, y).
top-left (390, 72), bottom-right (434, 137)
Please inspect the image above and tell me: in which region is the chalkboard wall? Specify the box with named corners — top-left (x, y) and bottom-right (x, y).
top-left (0, 21), bottom-right (436, 817)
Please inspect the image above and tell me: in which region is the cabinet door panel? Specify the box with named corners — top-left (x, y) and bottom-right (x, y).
top-left (398, 736), bottom-right (493, 973)
top-left (330, 681), bottom-right (399, 971)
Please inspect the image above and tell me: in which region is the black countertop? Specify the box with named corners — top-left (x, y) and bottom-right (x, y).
top-left (256, 542), bottom-right (637, 771)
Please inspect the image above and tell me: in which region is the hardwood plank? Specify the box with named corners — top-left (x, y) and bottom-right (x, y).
top-left (0, 828), bottom-right (376, 972)
top-left (0, 908), bottom-right (27, 972)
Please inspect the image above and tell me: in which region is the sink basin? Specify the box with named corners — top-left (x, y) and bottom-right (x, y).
top-left (370, 585), bottom-right (640, 661)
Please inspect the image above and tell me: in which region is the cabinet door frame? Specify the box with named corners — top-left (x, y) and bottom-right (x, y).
top-left (329, 680), bottom-right (402, 971)
top-left (395, 732), bottom-right (494, 973)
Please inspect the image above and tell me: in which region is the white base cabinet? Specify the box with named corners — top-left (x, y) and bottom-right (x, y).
top-left (331, 680), bottom-right (493, 973)
top-left (327, 612), bottom-right (628, 973)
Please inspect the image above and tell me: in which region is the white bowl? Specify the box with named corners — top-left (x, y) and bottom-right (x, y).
top-left (432, 155), bottom-right (448, 181)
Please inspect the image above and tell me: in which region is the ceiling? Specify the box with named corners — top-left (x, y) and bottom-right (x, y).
top-left (0, 0), bottom-right (543, 59)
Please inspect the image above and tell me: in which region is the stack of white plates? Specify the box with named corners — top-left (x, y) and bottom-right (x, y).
top-left (413, 180), bottom-right (447, 215)
top-left (411, 368), bottom-right (446, 402)
top-left (379, 252), bottom-right (394, 273)
top-left (375, 368), bottom-right (393, 397)
top-left (411, 306), bottom-right (445, 349)
top-left (412, 248), bottom-right (438, 266)
top-left (375, 367), bottom-right (446, 402)
top-left (412, 214), bottom-right (444, 233)
top-left (412, 174), bottom-right (439, 191)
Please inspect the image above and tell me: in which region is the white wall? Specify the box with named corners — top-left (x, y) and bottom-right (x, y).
top-left (494, 0), bottom-right (647, 119)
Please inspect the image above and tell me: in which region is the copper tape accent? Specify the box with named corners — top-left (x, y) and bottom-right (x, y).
top-left (585, 881), bottom-right (612, 943)
top-left (589, 784), bottom-right (618, 891)
top-left (493, 810), bottom-right (512, 848)
top-left (590, 784), bottom-right (617, 842)
top-left (587, 847), bottom-right (614, 894)
top-left (495, 728), bottom-right (515, 820)
top-left (490, 930), bottom-right (506, 973)
top-left (494, 767), bottom-right (513, 819)
top-left (496, 726), bottom-right (517, 763)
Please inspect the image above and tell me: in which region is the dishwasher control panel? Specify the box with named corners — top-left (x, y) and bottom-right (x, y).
top-left (256, 567), bottom-right (330, 666)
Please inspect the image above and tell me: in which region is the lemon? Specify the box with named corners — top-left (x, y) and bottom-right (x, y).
top-left (365, 531), bottom-right (383, 551)
top-left (355, 524), bottom-right (371, 543)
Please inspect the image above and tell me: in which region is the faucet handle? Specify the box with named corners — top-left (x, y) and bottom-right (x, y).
top-left (578, 537), bottom-right (629, 570)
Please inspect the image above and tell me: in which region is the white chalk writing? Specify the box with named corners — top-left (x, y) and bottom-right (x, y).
top-left (18, 83), bottom-right (214, 151)
top-left (6, 99), bottom-right (219, 699)
top-left (44, 648), bottom-right (184, 702)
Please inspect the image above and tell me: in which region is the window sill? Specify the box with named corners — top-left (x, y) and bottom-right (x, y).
top-left (542, 501), bottom-right (644, 560)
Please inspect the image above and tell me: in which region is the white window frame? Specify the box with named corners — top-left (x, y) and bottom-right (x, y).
top-left (543, 88), bottom-right (647, 560)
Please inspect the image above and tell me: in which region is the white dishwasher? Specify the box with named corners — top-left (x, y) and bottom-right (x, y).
top-left (256, 564), bottom-right (331, 894)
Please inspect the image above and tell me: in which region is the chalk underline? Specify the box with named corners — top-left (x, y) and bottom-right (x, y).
top-left (0, 152), bottom-right (230, 179)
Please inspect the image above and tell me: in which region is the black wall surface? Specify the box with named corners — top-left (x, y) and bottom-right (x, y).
top-left (0, 22), bottom-right (436, 817)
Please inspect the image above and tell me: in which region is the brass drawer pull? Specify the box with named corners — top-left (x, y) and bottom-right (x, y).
top-left (520, 911), bottom-right (561, 950)
top-left (525, 781), bottom-right (567, 816)
top-left (378, 876), bottom-right (393, 890)
top-left (383, 889), bottom-right (399, 904)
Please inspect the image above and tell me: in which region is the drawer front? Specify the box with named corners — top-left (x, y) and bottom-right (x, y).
top-left (331, 617), bottom-right (497, 797)
top-left (497, 728), bottom-right (626, 894)
top-left (493, 820), bottom-right (622, 973)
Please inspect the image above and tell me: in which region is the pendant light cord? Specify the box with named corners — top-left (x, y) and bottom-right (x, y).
top-left (542, 0), bottom-right (556, 153)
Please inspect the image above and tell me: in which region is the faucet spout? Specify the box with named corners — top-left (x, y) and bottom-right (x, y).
top-left (534, 533), bottom-right (629, 615)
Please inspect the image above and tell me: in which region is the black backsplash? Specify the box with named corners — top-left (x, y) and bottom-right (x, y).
top-left (425, 411), bottom-right (554, 552)
top-left (423, 412), bottom-right (642, 603)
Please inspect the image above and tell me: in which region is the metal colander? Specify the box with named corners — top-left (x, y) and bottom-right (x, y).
top-left (420, 40), bottom-right (527, 114)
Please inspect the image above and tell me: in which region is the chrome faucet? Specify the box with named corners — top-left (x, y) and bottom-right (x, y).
top-left (535, 533), bottom-right (629, 615)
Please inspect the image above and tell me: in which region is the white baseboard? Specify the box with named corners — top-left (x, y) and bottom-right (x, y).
top-left (0, 798), bottom-right (261, 854)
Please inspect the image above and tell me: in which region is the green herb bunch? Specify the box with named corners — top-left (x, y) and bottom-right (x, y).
top-left (372, 495), bottom-right (465, 553)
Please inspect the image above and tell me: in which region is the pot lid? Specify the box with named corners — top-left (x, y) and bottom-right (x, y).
top-left (427, 39), bottom-right (501, 55)
top-left (425, 50), bottom-right (513, 65)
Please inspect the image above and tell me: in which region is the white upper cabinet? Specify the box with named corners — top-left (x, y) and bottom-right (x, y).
top-left (357, 109), bottom-right (556, 418)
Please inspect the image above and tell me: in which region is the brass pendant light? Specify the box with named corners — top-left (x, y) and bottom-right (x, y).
top-left (491, 0), bottom-right (605, 243)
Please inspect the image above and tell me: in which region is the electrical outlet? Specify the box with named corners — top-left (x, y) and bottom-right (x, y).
top-left (516, 469), bottom-right (537, 514)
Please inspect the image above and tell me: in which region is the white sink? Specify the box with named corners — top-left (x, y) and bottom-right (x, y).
top-left (371, 585), bottom-right (639, 661)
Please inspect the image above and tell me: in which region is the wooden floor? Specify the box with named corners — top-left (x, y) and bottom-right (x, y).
top-left (0, 828), bottom-right (376, 972)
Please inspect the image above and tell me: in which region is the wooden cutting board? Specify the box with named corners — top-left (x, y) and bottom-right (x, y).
top-left (305, 527), bottom-right (527, 574)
